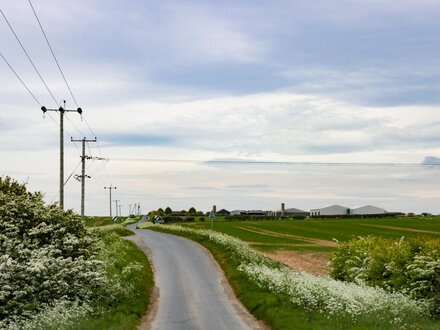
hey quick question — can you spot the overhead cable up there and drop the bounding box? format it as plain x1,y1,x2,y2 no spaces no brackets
0,51,42,106
27,0,79,108
1,8,58,106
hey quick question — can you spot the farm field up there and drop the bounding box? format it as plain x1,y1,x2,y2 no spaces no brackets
187,216,440,275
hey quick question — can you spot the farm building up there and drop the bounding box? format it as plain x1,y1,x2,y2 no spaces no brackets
351,205,387,215
310,205,349,216
274,207,309,217
216,209,230,216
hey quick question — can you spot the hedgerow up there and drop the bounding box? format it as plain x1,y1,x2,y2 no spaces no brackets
0,177,114,328
330,235,440,316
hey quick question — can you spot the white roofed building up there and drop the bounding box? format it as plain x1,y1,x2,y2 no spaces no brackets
351,205,387,215
310,205,350,216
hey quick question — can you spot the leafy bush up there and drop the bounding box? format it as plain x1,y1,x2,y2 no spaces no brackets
162,215,195,223
330,236,440,316
0,177,112,328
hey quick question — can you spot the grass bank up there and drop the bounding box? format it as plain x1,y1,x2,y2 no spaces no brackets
141,223,439,330
71,225,153,330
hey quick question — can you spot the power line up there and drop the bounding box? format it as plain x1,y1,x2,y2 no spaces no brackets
1,8,58,106
28,0,79,108
64,159,82,186
0,51,41,106
1,48,81,154
0,51,80,153
83,116,97,138
64,114,87,138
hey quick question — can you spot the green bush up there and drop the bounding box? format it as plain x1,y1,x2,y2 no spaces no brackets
0,177,112,328
330,236,440,316
162,215,195,223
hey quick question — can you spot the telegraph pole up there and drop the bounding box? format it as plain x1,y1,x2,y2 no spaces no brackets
118,204,122,217
71,137,96,217
41,101,82,210
104,185,117,220
113,200,120,217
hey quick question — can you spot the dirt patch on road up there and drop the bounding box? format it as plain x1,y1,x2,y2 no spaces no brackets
238,226,337,247
259,250,332,277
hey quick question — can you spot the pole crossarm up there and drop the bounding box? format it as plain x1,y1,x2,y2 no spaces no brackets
41,106,82,114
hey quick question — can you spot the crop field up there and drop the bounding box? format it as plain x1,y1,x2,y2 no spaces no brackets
187,216,440,275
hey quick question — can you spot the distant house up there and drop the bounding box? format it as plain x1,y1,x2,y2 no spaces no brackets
351,205,387,215
274,207,309,217
310,205,350,216
216,209,230,216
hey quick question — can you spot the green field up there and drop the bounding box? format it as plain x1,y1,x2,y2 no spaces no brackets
148,219,440,329
187,216,440,253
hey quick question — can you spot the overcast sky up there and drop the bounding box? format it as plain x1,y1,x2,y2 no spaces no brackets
1,0,440,215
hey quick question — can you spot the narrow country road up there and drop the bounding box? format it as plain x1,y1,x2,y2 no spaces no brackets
129,224,261,330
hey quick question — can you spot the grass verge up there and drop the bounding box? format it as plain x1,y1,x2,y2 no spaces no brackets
70,226,153,330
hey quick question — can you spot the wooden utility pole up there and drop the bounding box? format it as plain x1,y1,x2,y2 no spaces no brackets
41,101,82,210
113,200,120,217
71,137,96,217
104,185,117,220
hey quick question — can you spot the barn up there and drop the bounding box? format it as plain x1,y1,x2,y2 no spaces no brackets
351,205,387,215
310,205,349,216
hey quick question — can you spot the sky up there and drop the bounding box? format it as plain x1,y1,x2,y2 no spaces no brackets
1,0,440,215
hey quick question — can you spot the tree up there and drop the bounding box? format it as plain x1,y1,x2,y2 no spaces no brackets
188,207,196,214
165,206,172,215
157,208,164,215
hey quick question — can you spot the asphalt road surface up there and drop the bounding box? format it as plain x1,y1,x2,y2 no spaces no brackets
130,225,258,330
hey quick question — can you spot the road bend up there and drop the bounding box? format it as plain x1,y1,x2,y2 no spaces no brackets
130,225,256,330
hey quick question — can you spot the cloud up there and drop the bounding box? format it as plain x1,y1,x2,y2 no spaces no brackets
101,133,177,146
2,1,440,215
185,186,219,191
226,184,269,189
422,156,440,165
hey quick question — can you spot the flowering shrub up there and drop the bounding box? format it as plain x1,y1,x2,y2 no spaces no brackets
139,222,428,325
330,236,440,316
3,300,91,330
0,177,113,328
